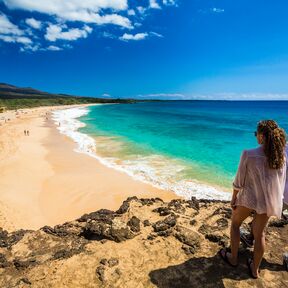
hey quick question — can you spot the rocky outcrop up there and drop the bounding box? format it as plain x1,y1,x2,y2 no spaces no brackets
0,197,287,287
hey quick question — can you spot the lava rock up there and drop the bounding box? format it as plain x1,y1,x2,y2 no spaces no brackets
0,253,9,268
152,207,171,216
168,199,186,213
127,216,141,233
143,220,151,227
186,197,200,211
216,218,229,229
108,258,119,267
182,244,197,255
175,226,201,250
116,197,138,214
205,233,229,247
96,265,106,282
212,207,232,219
153,215,177,232
268,219,288,228
13,258,37,270
53,248,83,260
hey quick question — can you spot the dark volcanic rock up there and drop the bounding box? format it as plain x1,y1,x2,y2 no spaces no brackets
127,216,141,233
77,209,115,223
0,228,9,247
152,207,171,216
153,215,177,232
0,228,30,248
143,220,151,227
186,197,200,211
212,207,232,219
41,223,83,237
100,258,108,265
116,197,138,214
216,218,229,229
190,219,197,226
205,233,229,246
198,224,216,235
82,217,136,243
18,278,32,285
268,219,288,227
182,244,197,255
168,199,186,213
174,226,201,250
96,265,106,282
0,253,9,268
53,248,84,260
108,258,119,267
13,258,37,270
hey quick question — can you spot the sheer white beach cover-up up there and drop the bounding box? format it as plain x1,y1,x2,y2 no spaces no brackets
233,146,287,218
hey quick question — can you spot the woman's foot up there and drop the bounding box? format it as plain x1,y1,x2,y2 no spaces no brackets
247,258,259,279
219,248,238,267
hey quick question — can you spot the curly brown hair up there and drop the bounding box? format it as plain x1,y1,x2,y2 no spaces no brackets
257,120,287,169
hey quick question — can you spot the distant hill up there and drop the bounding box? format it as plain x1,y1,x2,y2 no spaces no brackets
0,83,138,110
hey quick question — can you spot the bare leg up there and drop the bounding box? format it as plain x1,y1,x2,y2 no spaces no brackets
224,206,253,265
250,213,269,277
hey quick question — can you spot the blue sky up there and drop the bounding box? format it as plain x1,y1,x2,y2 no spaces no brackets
0,0,288,100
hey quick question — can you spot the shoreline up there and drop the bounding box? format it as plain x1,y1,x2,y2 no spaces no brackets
0,104,175,232
54,105,231,201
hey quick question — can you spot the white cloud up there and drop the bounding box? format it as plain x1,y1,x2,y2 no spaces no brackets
120,32,148,41
25,18,42,29
0,13,33,47
46,45,62,51
0,34,32,44
127,9,135,16
150,31,163,38
211,8,225,13
0,13,23,35
45,24,92,42
163,0,177,6
4,0,131,28
102,93,111,97
137,6,147,15
150,0,161,9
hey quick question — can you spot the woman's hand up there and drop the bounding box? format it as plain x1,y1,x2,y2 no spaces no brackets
230,196,237,210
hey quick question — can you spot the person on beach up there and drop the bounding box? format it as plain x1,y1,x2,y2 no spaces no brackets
219,120,287,279
24,130,26,136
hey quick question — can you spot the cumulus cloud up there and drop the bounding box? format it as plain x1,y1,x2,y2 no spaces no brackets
1,0,177,52
150,0,161,9
46,45,62,51
0,13,33,46
120,32,148,41
120,31,163,41
0,34,32,44
0,13,23,35
4,0,132,28
45,24,92,42
25,18,42,29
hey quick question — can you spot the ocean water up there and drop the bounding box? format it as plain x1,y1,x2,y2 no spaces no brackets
53,101,288,200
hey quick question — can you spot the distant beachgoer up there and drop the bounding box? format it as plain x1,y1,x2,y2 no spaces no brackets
219,120,287,279
27,130,30,136
24,130,26,136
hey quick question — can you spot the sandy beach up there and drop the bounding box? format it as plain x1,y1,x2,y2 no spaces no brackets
0,105,175,232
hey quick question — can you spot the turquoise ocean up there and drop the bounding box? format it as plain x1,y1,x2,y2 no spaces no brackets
54,101,288,200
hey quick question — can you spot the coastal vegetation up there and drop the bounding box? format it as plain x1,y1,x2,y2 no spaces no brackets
0,83,138,110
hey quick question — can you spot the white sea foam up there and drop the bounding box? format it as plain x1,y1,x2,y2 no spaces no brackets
52,106,231,201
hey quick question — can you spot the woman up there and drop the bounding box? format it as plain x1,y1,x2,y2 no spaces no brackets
220,120,287,279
